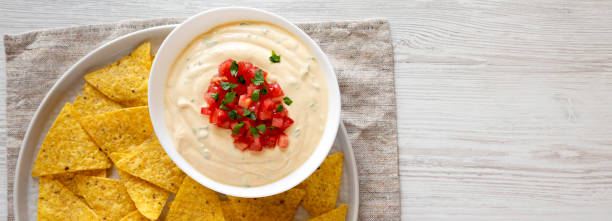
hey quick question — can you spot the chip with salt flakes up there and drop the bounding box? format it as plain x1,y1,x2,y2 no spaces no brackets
47,169,106,197
31,103,111,177
118,211,149,221
307,204,348,221
227,188,305,221
72,83,122,118
79,106,154,163
115,138,185,193
76,176,136,221
297,153,343,216
37,177,101,221
84,41,151,106
118,170,169,220
166,177,225,221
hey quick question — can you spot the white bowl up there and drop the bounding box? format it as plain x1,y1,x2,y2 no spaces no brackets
148,7,341,198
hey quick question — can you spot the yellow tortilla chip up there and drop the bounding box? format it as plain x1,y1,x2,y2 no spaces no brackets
227,188,305,221
166,177,225,221
221,200,244,221
307,204,348,221
297,153,343,216
119,211,149,221
79,106,154,162
73,83,122,117
76,176,136,221
32,103,111,177
84,41,151,106
118,170,169,220
37,177,101,221
47,169,106,197
115,138,185,193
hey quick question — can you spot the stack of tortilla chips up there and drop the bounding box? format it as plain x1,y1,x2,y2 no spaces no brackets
31,41,348,221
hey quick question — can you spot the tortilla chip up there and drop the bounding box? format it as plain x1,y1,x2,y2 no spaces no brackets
73,83,122,117
114,138,185,193
297,153,343,216
166,177,225,220
84,41,151,106
31,103,111,177
221,200,243,221
119,211,149,221
37,177,101,221
227,188,305,221
76,176,136,221
307,204,348,221
118,170,169,220
47,169,107,197
79,106,154,162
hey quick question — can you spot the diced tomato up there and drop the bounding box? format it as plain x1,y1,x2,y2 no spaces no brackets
248,138,263,151
277,134,289,148
238,95,251,108
267,83,284,97
201,59,294,151
271,117,284,128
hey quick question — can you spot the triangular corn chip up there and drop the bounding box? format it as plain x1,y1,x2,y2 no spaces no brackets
47,169,106,197
32,103,111,177
79,106,154,162
118,170,169,220
166,177,225,220
76,176,136,221
37,177,101,220
118,211,149,221
73,83,122,117
227,188,305,221
297,153,343,216
84,41,151,106
115,138,185,193
307,204,348,221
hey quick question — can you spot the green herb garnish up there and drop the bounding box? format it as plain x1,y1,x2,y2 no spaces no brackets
210,93,219,101
256,124,267,133
243,108,257,120
220,104,229,111
251,89,260,102
230,60,239,76
283,97,293,105
269,50,281,63
220,81,238,90
261,85,268,95
252,69,265,86
238,76,246,84
249,127,260,137
276,104,284,112
222,92,236,104
232,122,244,135
228,110,241,120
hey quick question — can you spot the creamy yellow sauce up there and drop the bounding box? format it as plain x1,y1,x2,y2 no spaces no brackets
164,22,328,187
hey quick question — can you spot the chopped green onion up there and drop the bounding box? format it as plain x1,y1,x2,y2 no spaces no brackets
251,89,260,102
232,122,244,135
283,97,293,105
230,60,239,76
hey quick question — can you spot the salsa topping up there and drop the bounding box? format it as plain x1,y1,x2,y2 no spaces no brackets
201,59,294,151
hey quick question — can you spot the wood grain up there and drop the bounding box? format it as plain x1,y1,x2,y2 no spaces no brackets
3,0,612,220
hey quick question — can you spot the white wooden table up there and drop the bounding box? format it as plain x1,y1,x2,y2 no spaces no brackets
3,1,612,220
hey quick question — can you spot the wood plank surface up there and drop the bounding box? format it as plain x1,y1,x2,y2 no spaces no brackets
3,0,612,220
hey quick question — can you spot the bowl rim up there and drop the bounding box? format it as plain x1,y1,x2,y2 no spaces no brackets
148,7,341,197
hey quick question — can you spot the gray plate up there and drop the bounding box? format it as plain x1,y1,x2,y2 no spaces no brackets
13,25,359,220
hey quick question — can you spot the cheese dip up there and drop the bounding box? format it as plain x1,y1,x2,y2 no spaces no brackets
164,22,329,187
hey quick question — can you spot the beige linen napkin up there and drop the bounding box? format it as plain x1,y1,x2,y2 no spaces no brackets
2,18,399,220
